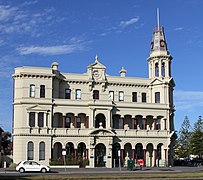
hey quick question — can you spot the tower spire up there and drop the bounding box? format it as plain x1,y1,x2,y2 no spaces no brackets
157,8,160,28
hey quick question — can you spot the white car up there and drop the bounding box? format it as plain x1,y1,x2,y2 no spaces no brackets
16,161,50,173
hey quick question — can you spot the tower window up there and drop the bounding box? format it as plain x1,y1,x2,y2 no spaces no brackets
142,93,147,103
93,90,99,100
30,84,35,97
119,91,124,101
40,85,45,98
155,63,159,77
162,62,165,77
75,89,81,100
132,92,137,102
65,89,71,99
155,92,160,103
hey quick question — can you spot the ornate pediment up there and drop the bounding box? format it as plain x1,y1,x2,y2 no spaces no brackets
26,104,49,112
149,78,164,85
89,129,115,137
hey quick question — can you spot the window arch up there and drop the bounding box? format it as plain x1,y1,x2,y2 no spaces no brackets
155,63,159,77
27,141,34,160
39,142,45,160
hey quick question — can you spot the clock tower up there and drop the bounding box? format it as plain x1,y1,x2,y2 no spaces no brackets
147,9,172,80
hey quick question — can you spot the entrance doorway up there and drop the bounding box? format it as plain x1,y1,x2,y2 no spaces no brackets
95,143,106,167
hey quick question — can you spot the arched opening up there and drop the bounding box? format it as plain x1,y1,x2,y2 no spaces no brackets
65,113,74,128
112,143,121,167
112,114,121,129
77,142,86,159
52,113,63,128
52,142,62,160
135,143,144,163
124,115,132,129
66,142,74,156
157,143,163,167
161,62,165,77
95,143,106,167
95,113,106,128
78,113,87,128
155,62,159,77
146,143,154,167
124,143,132,167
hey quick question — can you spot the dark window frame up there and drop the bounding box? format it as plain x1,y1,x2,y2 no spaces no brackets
38,112,44,127
29,112,35,127
93,90,99,100
65,88,71,99
142,93,147,103
132,92,137,102
27,141,34,160
40,85,45,98
39,142,45,160
155,92,160,103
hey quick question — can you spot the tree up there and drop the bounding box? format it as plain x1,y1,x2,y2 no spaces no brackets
189,116,203,157
174,116,191,158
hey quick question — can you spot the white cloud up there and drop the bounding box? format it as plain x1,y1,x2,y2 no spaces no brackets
119,17,139,28
0,5,18,21
174,27,183,31
17,41,86,55
174,90,203,110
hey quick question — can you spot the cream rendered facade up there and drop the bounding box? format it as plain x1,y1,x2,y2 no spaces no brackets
12,25,175,168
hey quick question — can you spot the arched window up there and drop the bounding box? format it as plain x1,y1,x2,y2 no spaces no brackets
161,62,165,77
29,112,35,127
39,142,45,160
93,90,99,100
27,141,34,160
155,63,159,77
30,84,35,97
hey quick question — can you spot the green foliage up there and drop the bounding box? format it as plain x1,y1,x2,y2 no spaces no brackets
49,158,89,166
1,131,12,155
189,116,203,157
174,116,191,158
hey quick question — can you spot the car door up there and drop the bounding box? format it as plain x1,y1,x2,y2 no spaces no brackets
31,161,41,171
24,161,33,171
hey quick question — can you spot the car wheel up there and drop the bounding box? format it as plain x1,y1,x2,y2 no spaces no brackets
19,168,25,173
41,168,47,173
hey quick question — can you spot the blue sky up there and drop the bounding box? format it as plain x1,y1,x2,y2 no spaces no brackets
1,0,203,132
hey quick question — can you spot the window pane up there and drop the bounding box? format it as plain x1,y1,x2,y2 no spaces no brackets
65,89,71,99
93,90,99,100
77,117,81,128
40,85,45,98
155,63,159,77
155,92,160,103
29,112,35,127
39,142,45,160
119,91,124,101
132,92,137,102
65,117,71,128
76,89,81,99
38,112,44,127
109,91,114,101
30,85,35,97
27,142,34,160
142,93,146,103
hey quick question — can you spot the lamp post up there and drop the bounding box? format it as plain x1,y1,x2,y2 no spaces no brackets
62,150,67,172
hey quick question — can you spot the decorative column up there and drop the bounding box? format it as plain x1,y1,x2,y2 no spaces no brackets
120,149,124,164
132,118,135,129
154,118,156,130
86,149,89,160
35,112,38,127
63,115,66,128
164,149,168,166
74,149,77,160
122,117,124,129
86,116,89,128
74,116,77,128
143,149,146,166
132,149,135,161
154,149,157,167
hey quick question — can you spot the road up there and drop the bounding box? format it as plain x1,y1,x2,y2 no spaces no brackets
0,166,203,179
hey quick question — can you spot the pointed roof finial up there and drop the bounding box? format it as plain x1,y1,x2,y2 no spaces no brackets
95,54,98,63
157,8,160,28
